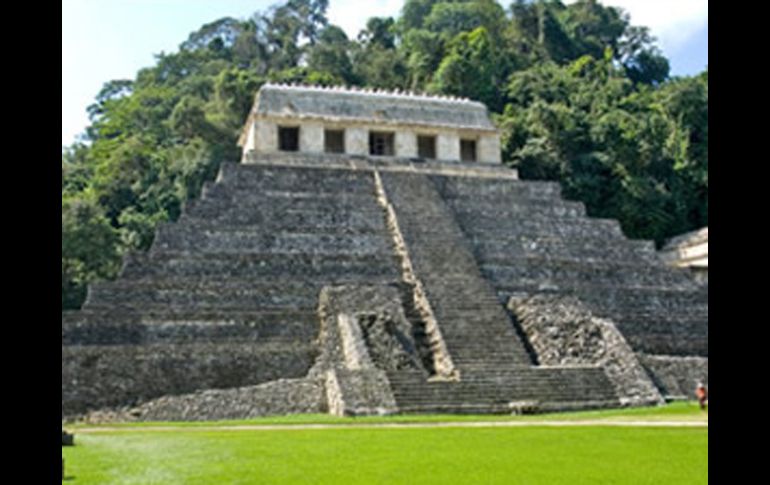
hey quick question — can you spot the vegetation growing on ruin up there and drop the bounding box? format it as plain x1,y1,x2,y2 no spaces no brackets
62,0,708,309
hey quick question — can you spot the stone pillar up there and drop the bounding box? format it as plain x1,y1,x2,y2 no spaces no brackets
437,132,460,162
346,127,368,156
253,120,277,154
300,122,324,154
395,131,417,158
243,121,257,152
478,134,502,164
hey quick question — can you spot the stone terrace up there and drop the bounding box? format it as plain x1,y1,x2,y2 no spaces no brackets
63,154,707,419
63,162,402,416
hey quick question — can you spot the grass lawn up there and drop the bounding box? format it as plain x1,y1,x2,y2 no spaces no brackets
63,403,708,484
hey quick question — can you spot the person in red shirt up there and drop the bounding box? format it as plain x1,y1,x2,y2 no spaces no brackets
695,382,708,410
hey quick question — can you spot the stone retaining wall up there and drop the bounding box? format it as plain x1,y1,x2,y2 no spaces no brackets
638,354,709,399
77,378,326,423
62,343,315,417
508,295,663,406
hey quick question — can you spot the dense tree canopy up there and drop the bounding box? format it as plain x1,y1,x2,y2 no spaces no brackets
62,0,708,309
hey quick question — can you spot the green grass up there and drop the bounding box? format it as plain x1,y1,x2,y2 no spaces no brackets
63,404,707,484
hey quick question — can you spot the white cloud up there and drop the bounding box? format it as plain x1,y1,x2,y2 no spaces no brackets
579,0,708,55
328,0,404,39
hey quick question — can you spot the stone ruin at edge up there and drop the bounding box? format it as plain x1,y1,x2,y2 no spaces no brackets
62,84,708,420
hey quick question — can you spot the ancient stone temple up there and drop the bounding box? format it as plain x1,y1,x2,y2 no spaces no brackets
239,83,501,164
62,84,708,421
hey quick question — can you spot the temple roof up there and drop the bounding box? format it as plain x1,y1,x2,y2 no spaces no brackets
242,83,497,140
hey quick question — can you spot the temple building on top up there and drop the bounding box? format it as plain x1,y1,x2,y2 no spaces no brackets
238,83,502,164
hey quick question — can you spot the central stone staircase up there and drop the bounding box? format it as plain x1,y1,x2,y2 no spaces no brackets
63,156,706,417
377,171,618,412
429,174,708,360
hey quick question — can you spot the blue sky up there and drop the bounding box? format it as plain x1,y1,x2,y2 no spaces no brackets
62,0,708,147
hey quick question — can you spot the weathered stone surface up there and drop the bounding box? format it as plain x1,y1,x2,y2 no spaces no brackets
314,285,424,370
240,84,501,163
312,284,418,415
63,162,403,420
85,378,327,422
660,227,708,285
62,155,707,419
508,295,663,406
433,171,708,363
326,369,397,416
638,354,708,400
62,343,316,417
358,312,424,372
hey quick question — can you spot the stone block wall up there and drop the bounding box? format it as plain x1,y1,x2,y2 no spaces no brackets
478,135,502,164
638,354,708,400
243,119,501,163
395,131,417,158
312,284,424,415
300,122,324,153
345,127,369,155
63,158,707,418
436,132,460,161
62,343,316,417
508,295,663,406
252,121,277,154
81,378,328,423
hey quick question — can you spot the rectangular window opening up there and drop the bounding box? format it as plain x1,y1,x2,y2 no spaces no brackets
460,139,477,162
325,129,345,154
278,126,300,152
369,131,395,156
417,135,436,159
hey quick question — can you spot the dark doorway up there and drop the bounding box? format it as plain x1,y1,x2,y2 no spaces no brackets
278,126,300,152
417,135,436,159
369,131,395,156
460,139,477,162
325,129,345,154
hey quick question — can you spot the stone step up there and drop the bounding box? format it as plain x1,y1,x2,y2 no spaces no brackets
389,386,615,400
158,218,388,239
379,170,535,370
184,196,382,220
151,226,393,255
610,314,708,355
200,182,380,204
85,280,325,310
453,216,626,241
181,204,385,228
478,256,698,289
121,252,401,280
472,236,659,263
484,265,698,293
63,308,319,326
386,366,617,408
216,163,377,192
576,285,707,312
620,330,707,357
448,199,587,218
115,272,398,291
63,315,318,346
496,284,707,312
430,175,563,199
